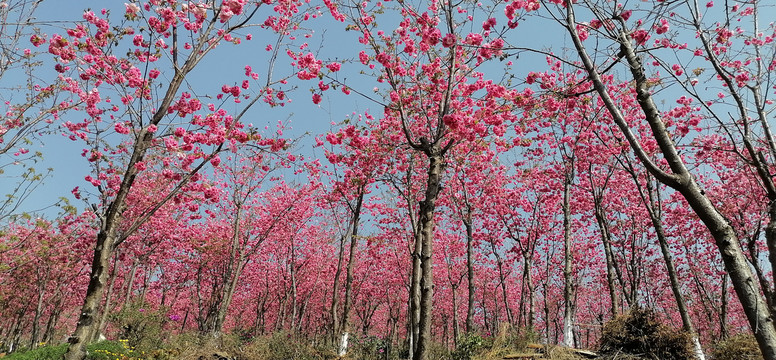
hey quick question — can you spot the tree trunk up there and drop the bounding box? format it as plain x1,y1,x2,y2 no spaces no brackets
8,309,26,353
747,229,776,311
642,176,705,359
64,229,116,360
139,266,152,304
653,209,703,357
330,233,345,343
721,274,729,340
93,252,122,342
409,221,422,360
254,289,268,335
495,252,513,326
43,295,62,344
339,189,364,356
490,240,519,325
524,258,535,331
451,284,460,347
122,260,138,310
290,241,298,331
464,214,476,333
29,282,46,349
212,260,245,336
414,152,445,360
562,168,576,347
594,204,620,318
209,205,247,337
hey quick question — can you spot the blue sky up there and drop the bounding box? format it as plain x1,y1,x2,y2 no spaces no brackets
0,0,595,221
4,1,360,217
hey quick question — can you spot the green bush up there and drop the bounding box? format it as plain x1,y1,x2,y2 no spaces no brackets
3,344,67,360
241,331,323,360
453,332,488,360
108,300,167,352
3,340,142,360
599,306,693,360
348,335,392,360
87,339,145,359
711,333,762,360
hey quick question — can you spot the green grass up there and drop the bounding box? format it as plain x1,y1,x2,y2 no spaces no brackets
4,340,144,360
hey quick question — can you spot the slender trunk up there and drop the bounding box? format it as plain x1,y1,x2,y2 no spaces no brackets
393,162,420,360
330,233,345,343
542,277,551,341
562,169,576,347
339,190,364,356
747,226,776,311
9,309,25,353
94,253,121,342
481,291,490,334
653,214,703,358
451,284,460,347
213,260,244,336
524,258,535,331
517,278,525,328
43,296,62,344
594,205,620,317
495,255,513,326
409,226,422,360
276,293,287,331
299,287,315,334
139,266,152,304
407,299,415,360
93,281,113,343
493,295,501,333
211,205,246,337
122,261,138,310
643,177,705,359
464,214,475,333
414,153,444,360
30,283,46,349
254,293,267,335
721,274,729,340
487,231,513,327
290,242,298,331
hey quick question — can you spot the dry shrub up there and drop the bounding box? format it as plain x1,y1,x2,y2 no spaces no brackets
543,346,590,360
472,325,544,360
239,332,325,360
598,307,693,360
426,341,454,360
168,333,242,360
711,333,762,360
342,335,395,360
160,331,333,360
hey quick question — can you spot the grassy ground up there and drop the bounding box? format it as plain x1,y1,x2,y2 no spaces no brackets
3,339,144,360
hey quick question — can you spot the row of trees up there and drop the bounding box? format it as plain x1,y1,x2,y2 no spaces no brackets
1,0,775,359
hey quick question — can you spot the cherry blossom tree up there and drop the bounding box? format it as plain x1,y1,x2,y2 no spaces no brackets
331,0,535,355
320,118,390,355
544,0,776,356
28,1,316,358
